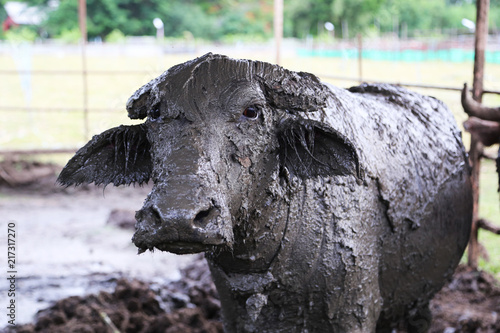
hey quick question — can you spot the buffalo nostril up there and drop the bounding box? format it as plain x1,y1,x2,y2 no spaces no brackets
193,208,212,227
150,205,163,226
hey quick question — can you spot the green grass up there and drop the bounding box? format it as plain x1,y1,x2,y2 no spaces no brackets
3,46,500,274
6,49,500,149
478,159,500,277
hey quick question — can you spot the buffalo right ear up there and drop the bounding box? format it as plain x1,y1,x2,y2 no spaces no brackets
278,119,361,180
57,124,152,187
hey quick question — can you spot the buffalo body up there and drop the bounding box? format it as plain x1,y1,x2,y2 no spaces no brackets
59,54,472,332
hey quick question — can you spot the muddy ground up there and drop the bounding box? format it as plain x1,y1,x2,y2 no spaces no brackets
0,159,197,328
1,159,500,332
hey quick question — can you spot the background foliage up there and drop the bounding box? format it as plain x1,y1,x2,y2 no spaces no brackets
1,0,498,41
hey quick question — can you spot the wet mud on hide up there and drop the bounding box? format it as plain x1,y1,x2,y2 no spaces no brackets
54,54,472,331
58,124,152,187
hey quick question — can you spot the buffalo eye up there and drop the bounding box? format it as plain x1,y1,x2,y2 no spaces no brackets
242,105,259,119
149,107,161,121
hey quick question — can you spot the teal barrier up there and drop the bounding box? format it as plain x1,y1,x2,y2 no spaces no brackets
297,48,492,63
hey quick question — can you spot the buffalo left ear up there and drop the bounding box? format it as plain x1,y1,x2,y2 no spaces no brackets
57,124,152,186
278,119,361,180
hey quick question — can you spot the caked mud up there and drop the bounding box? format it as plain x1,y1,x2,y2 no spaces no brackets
59,54,472,332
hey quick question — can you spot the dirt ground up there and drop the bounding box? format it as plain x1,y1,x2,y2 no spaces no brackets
2,159,500,332
9,257,223,333
0,159,197,327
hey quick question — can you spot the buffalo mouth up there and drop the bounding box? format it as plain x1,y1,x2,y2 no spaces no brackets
133,232,225,255
153,241,218,254
132,205,232,255
132,219,228,255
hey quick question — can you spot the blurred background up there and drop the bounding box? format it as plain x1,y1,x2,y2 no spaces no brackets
2,0,500,327
2,0,500,151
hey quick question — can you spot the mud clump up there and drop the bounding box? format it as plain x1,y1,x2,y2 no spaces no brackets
0,159,60,189
429,265,500,332
8,259,500,333
11,258,223,333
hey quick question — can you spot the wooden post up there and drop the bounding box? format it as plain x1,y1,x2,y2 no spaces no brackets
473,1,488,102
274,0,283,65
467,0,489,269
78,0,89,141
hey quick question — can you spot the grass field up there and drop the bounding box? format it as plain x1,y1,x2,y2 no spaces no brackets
2,43,500,275
478,159,500,277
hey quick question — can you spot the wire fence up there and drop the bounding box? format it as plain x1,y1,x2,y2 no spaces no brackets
1,38,500,156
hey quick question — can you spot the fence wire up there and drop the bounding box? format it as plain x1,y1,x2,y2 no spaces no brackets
1,40,500,156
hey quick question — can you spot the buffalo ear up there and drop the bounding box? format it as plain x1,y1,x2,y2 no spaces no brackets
278,119,361,179
57,124,152,186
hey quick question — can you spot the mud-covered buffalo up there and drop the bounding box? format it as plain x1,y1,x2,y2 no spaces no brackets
59,53,472,332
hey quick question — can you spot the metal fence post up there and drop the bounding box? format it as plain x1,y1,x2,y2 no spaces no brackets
467,0,490,270
79,0,89,141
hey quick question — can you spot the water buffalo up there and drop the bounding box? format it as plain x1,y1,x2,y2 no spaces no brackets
59,53,472,332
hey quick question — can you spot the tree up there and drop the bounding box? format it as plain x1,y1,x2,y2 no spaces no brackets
331,0,384,35
9,0,500,40
16,0,149,38
13,0,273,40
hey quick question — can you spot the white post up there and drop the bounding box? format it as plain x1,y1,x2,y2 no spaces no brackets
274,0,283,65
153,18,164,43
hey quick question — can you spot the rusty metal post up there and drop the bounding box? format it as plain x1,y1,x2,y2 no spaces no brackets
274,0,283,65
79,0,89,141
467,0,489,269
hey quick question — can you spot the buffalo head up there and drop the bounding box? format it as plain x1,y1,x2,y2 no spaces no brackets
58,53,359,271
